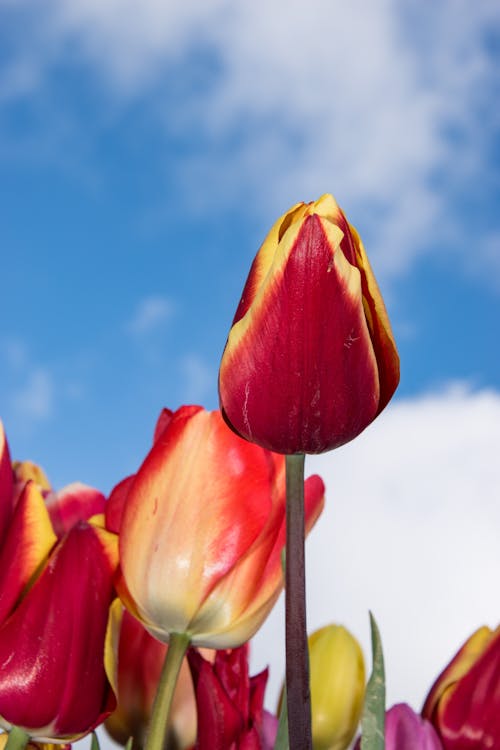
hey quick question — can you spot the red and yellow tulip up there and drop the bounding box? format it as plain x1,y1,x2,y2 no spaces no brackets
219,194,399,454
0,522,118,742
422,625,500,749
115,405,325,648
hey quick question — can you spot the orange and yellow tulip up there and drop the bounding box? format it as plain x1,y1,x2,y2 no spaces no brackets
115,405,325,648
219,194,399,454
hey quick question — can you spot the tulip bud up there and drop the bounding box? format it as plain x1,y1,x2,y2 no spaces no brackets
422,625,500,749
219,194,399,454
308,624,365,750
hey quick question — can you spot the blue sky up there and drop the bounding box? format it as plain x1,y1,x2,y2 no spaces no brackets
1,0,499,717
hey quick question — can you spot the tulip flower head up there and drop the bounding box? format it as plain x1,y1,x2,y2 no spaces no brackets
308,625,365,750
422,625,500,749
0,522,118,742
188,644,277,750
219,194,399,454
116,405,324,648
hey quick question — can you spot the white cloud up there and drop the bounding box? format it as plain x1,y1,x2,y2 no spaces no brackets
1,1,498,280
127,295,174,336
12,367,54,421
251,383,500,714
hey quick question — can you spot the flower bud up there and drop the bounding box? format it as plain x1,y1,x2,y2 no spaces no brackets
219,194,399,454
309,624,365,750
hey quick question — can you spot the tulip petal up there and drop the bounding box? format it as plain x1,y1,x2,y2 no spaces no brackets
190,470,324,647
220,212,381,453
0,522,118,740
120,407,277,639
435,626,500,749
45,482,106,538
0,421,13,546
188,649,243,750
0,481,57,624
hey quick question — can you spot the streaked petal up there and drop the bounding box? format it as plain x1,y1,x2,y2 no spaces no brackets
0,522,118,740
0,421,13,545
0,481,57,624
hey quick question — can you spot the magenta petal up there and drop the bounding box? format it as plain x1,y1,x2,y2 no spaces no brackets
0,522,117,738
45,482,106,537
385,704,443,750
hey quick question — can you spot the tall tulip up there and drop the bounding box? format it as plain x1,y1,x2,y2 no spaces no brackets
117,405,324,648
0,522,118,742
308,625,365,750
422,625,500,749
219,193,399,455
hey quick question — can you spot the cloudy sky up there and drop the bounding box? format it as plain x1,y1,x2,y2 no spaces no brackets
1,0,499,728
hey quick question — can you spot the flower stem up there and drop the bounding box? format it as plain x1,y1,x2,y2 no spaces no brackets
145,631,191,750
285,452,312,750
5,728,29,750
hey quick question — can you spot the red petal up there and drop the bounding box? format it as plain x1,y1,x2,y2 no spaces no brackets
188,649,243,749
0,481,57,624
0,422,13,546
0,523,117,738
105,475,135,534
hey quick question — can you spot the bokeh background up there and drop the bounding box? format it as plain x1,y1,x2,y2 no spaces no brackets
1,0,499,728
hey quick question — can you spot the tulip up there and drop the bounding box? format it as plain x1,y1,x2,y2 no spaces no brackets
307,625,365,750
188,644,277,750
0,522,118,742
421,625,500,749
353,703,443,749
105,605,212,750
117,405,325,648
219,193,399,454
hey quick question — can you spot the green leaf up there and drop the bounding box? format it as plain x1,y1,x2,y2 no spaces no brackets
90,732,101,750
273,686,290,750
360,612,385,750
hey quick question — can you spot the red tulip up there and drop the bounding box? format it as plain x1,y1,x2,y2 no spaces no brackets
188,644,277,750
0,522,118,741
219,194,399,454
422,625,500,749
117,406,324,648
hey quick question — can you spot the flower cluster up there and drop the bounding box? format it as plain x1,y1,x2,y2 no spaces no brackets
0,194,496,750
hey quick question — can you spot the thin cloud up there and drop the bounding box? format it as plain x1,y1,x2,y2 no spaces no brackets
251,383,500,712
127,295,174,336
12,367,54,421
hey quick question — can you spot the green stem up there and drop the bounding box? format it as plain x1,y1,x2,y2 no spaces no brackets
144,631,191,750
285,453,312,750
5,727,29,750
